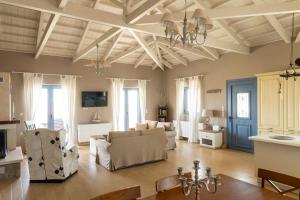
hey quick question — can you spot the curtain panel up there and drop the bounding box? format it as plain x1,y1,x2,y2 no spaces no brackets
23,73,43,122
175,78,185,138
188,76,204,143
138,80,147,122
60,75,77,144
111,78,124,131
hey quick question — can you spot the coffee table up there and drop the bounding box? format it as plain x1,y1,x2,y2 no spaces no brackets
141,174,294,200
0,146,23,178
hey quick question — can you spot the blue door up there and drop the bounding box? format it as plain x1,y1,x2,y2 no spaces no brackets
227,78,257,153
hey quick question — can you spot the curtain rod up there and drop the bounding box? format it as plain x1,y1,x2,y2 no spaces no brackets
105,77,151,81
11,71,83,78
174,74,206,80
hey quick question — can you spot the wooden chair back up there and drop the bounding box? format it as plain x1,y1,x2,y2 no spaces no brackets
24,121,36,130
91,185,141,200
155,172,192,192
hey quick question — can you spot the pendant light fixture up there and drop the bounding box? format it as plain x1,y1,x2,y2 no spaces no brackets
280,13,300,81
161,0,213,47
83,44,110,76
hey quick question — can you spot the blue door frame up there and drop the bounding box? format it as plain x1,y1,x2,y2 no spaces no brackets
227,78,257,153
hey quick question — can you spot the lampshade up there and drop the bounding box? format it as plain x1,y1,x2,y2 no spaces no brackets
192,9,207,24
205,18,214,30
201,109,213,117
161,13,174,26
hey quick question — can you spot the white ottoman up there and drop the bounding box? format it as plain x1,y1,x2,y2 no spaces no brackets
166,131,176,150
90,135,107,156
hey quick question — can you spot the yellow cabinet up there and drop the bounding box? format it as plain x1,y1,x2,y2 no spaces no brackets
284,77,300,134
257,70,300,135
258,74,283,133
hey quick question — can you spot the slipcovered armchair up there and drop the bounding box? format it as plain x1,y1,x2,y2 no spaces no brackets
24,128,79,182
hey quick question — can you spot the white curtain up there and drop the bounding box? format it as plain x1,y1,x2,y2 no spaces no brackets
111,78,124,131
188,76,204,143
175,78,185,138
23,73,43,122
61,75,77,144
138,80,147,122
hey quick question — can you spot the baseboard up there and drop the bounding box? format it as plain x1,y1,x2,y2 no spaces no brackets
30,170,78,183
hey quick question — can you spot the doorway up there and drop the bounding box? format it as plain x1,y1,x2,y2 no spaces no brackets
36,85,64,130
227,78,257,153
124,88,141,130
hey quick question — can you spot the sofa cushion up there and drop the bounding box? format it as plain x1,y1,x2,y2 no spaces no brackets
145,120,158,129
136,123,148,131
141,128,164,135
157,122,174,131
108,130,141,142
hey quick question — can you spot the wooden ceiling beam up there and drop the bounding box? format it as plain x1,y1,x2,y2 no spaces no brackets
0,0,250,55
102,30,123,60
35,0,68,59
158,43,188,66
135,1,300,25
73,27,122,62
162,59,173,69
126,0,167,24
157,38,215,60
252,0,290,43
129,30,163,70
134,52,147,68
108,40,154,63
36,12,46,48
75,0,99,54
201,46,219,60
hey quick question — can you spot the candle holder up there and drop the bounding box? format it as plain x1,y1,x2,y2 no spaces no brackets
177,160,221,200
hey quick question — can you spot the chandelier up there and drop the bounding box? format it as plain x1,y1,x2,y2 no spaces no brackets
280,13,300,81
177,160,221,200
161,0,213,47
84,44,109,76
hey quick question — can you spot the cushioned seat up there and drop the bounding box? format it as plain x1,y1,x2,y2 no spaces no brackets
24,129,79,182
165,131,176,150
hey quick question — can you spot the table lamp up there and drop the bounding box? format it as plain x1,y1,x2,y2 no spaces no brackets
201,109,213,126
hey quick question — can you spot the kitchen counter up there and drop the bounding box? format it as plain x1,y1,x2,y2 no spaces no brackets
249,134,300,148
250,134,300,179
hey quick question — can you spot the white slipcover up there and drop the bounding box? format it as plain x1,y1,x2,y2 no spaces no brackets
24,129,79,182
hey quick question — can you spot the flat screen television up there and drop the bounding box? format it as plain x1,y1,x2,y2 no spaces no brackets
81,91,108,107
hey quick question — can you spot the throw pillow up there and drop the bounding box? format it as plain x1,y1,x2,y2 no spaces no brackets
147,121,158,129
136,123,148,131
157,122,166,130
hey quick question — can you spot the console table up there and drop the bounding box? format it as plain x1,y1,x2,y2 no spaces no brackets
77,123,112,143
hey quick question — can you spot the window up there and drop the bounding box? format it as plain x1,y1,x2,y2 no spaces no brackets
36,85,64,130
124,88,141,130
237,92,250,118
183,86,189,114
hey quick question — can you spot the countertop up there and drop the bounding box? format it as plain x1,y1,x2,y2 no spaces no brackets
249,134,300,148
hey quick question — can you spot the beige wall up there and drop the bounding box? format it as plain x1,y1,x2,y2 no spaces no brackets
0,72,11,121
0,51,164,144
165,41,300,122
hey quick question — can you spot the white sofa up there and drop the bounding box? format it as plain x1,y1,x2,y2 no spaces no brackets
24,129,79,182
95,128,168,171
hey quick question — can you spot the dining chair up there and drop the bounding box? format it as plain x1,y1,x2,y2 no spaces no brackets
155,172,192,192
91,185,141,200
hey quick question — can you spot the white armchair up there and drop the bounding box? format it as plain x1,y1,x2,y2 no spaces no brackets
24,129,79,182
